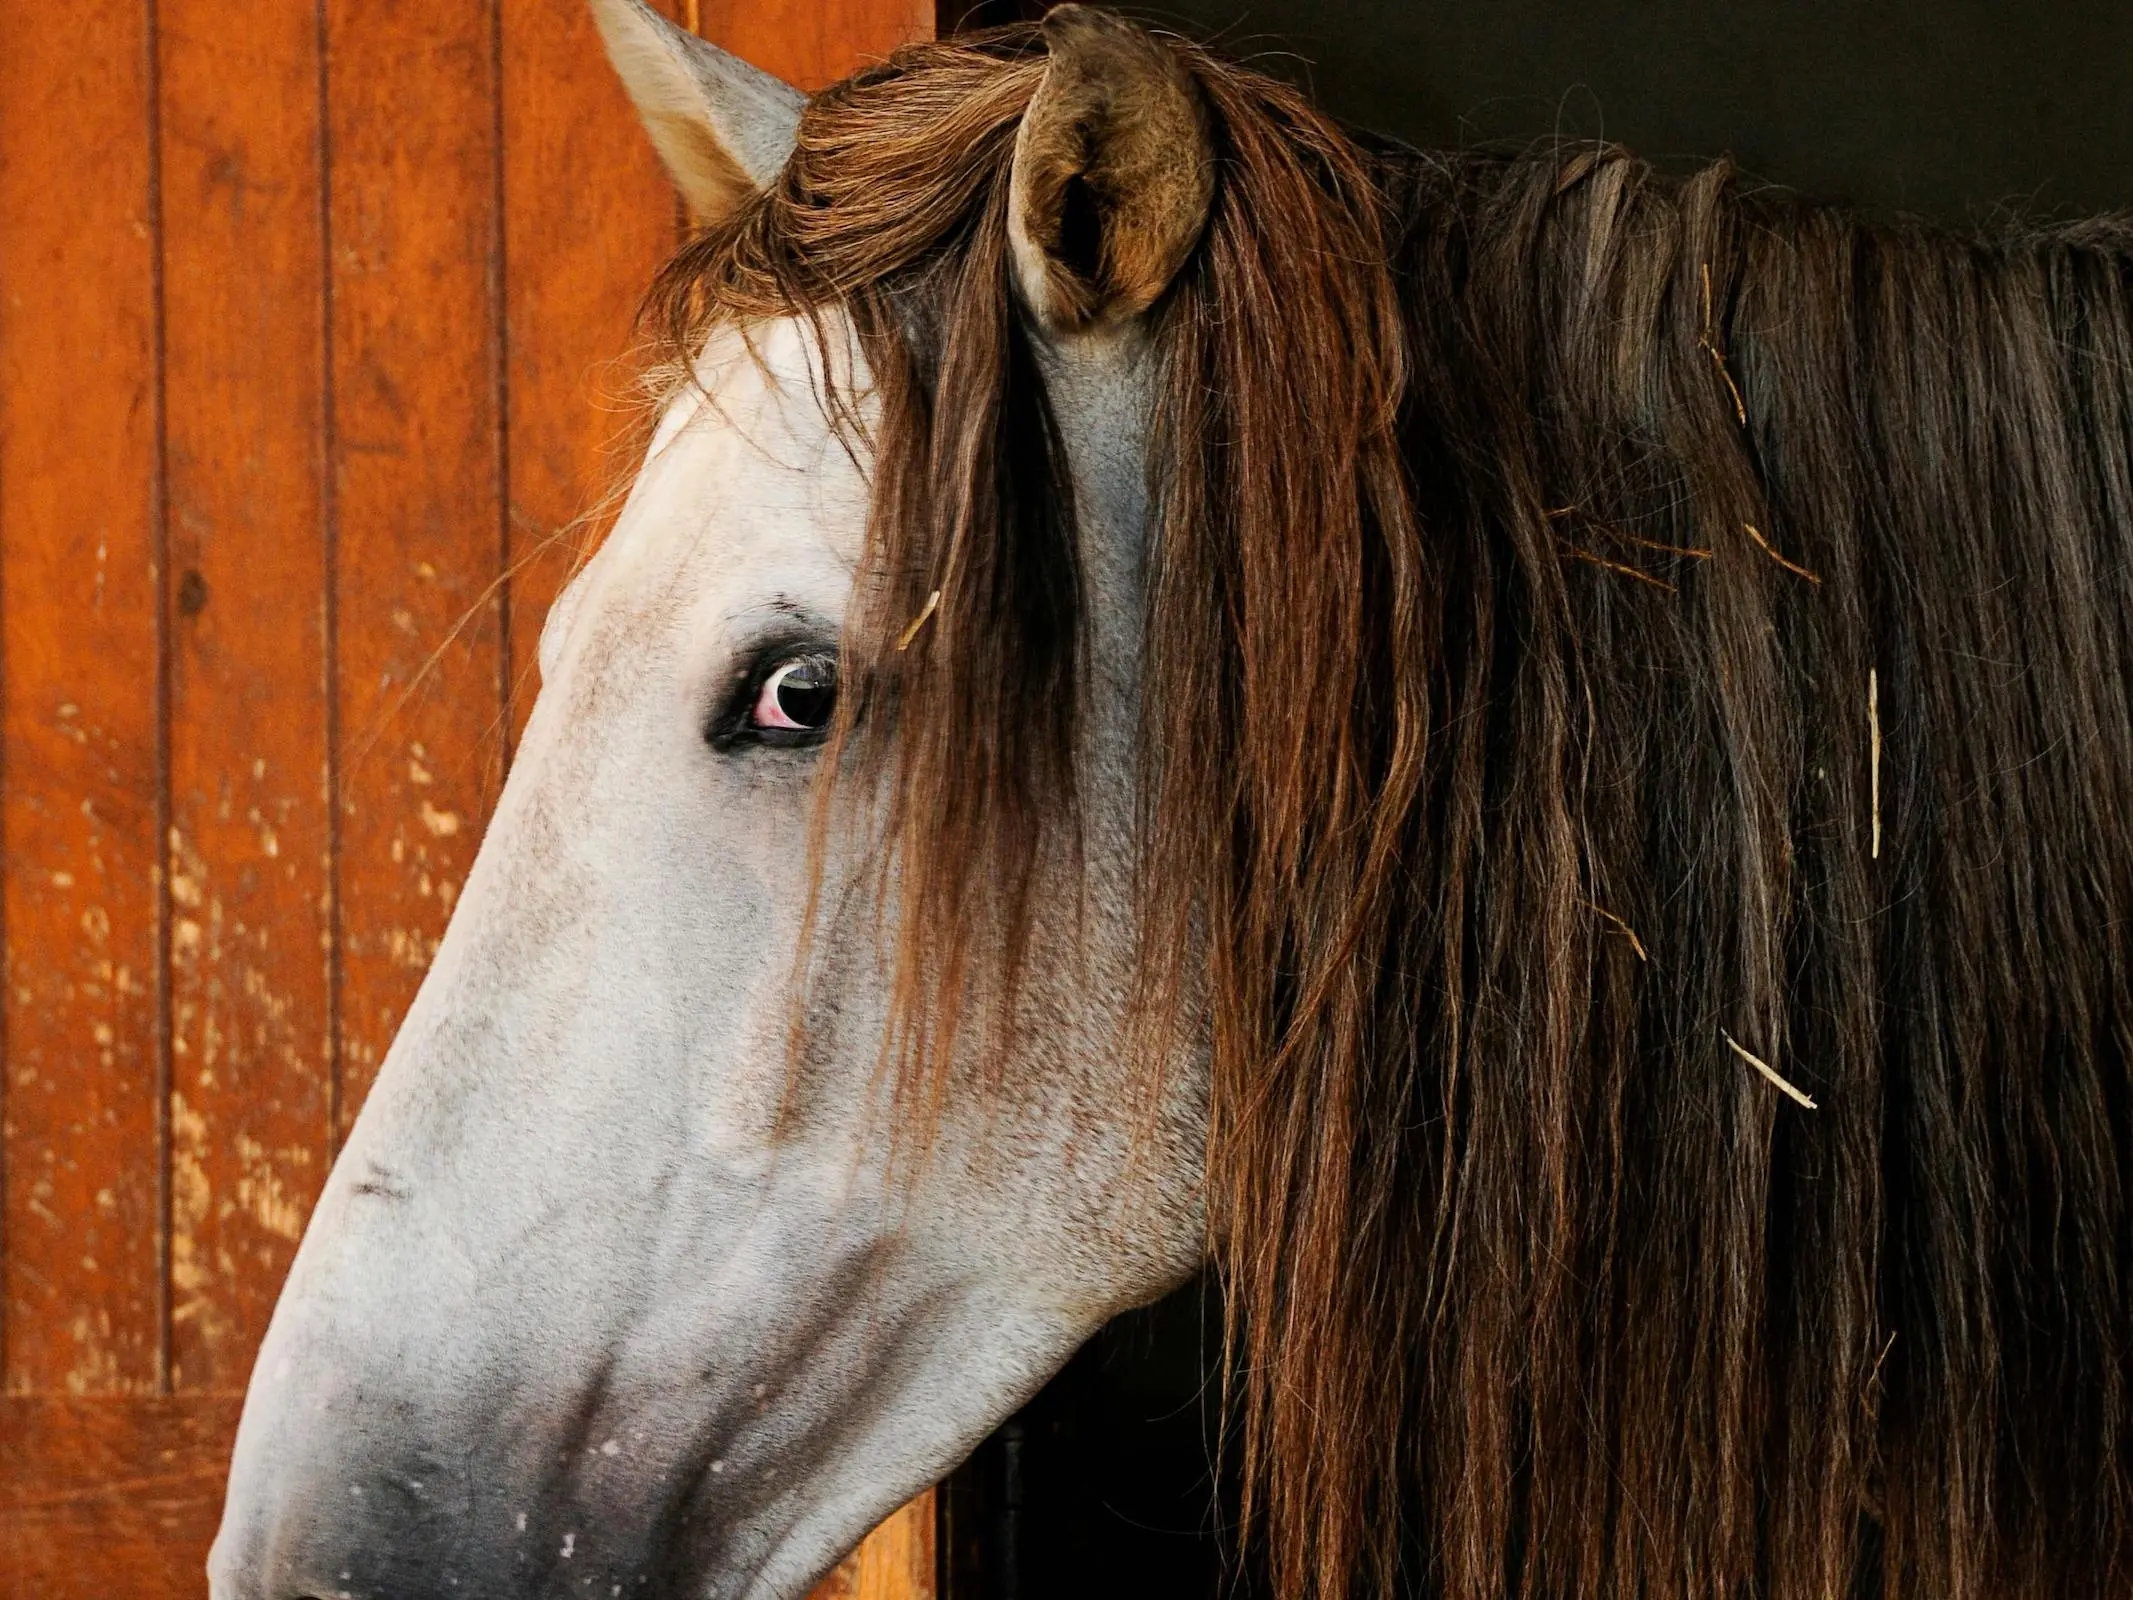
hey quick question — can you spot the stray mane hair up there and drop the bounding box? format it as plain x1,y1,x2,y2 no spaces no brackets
649,25,2133,1600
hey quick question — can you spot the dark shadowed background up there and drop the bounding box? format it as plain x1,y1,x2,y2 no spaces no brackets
1147,0,2133,221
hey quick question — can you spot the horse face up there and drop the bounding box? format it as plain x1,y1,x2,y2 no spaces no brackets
210,9,1219,1592
209,311,1198,1597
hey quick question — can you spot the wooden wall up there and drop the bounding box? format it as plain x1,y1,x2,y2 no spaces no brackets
0,0,935,1591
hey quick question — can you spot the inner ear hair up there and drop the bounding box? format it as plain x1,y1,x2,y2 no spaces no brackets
1007,6,1215,331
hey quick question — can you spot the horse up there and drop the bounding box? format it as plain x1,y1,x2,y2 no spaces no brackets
209,5,2133,1597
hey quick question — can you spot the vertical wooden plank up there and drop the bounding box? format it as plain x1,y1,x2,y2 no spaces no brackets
809,1495,938,1600
697,0,935,89
498,0,680,748
0,0,165,1396
856,1492,939,1600
157,0,333,1390
326,0,507,1127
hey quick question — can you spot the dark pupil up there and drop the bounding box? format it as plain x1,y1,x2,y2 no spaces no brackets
775,660,836,728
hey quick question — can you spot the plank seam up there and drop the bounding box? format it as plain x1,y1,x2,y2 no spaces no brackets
0,20,9,1397
492,0,515,775
317,0,345,1158
146,0,176,1400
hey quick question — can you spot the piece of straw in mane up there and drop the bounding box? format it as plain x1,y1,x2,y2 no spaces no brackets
647,23,2132,1600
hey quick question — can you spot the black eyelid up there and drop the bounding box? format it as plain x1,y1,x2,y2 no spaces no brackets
704,630,842,753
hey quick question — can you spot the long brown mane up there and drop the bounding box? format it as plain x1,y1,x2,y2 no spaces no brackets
650,24,2133,1600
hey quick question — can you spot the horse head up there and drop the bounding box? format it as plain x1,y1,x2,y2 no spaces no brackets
211,7,1224,1595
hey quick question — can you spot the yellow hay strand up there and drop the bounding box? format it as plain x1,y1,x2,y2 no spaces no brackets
895,588,942,651
1724,1030,1818,1110
1743,522,1823,585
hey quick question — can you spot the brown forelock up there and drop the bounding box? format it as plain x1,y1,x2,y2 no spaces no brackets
646,24,2133,1600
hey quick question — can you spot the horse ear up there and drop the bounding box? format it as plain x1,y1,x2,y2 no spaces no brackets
588,0,804,224
1008,6,1215,332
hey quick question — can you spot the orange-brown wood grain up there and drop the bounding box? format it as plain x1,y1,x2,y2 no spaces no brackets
499,0,681,751
697,0,936,90
157,0,334,1389
0,0,166,1397
0,1396,241,1594
325,0,508,1128
812,1493,939,1600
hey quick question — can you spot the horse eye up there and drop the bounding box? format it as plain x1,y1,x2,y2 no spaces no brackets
751,653,838,736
